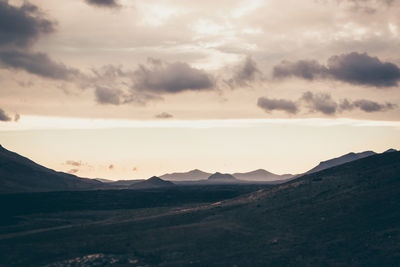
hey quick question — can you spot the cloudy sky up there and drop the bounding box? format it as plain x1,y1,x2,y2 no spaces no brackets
0,0,399,179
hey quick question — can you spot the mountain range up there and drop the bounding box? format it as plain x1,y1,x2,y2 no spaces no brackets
0,144,397,193
160,168,293,182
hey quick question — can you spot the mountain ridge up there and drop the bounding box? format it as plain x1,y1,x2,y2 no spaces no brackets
306,150,377,174
0,145,101,193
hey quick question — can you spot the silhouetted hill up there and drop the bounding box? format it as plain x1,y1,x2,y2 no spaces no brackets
306,150,376,174
130,176,175,189
232,169,293,181
160,169,211,181
0,145,101,193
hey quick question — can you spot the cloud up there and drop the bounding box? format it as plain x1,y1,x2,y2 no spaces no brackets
273,60,327,80
66,160,83,167
258,91,397,116
14,113,20,122
301,91,338,115
257,97,299,114
108,164,114,170
0,51,80,80
337,0,395,13
0,108,11,121
340,99,397,112
327,52,400,87
273,52,400,87
226,56,261,88
95,86,123,105
0,1,83,81
133,59,215,94
155,112,173,119
85,0,120,8
0,1,55,48
91,59,215,105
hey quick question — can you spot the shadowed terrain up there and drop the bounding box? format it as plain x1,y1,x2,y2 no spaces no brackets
0,145,101,193
0,152,399,266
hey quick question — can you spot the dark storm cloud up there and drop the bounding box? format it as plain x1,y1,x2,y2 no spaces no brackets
301,91,338,115
133,60,215,94
226,56,261,88
340,99,397,112
155,112,173,119
95,86,123,105
257,97,299,114
0,51,80,80
273,52,400,87
85,0,120,8
0,108,11,121
0,1,55,48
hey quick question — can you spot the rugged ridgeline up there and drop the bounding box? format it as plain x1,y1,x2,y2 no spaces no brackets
1,151,399,266
0,145,101,193
306,150,377,174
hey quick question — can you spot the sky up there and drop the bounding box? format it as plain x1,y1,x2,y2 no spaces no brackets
0,0,399,179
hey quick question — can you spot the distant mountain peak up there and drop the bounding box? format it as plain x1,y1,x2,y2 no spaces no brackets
208,172,236,180
148,176,164,182
232,169,293,182
189,169,207,174
384,148,397,153
160,169,211,181
130,176,174,189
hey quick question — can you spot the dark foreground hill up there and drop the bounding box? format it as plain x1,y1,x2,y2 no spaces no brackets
0,152,399,266
0,145,101,193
